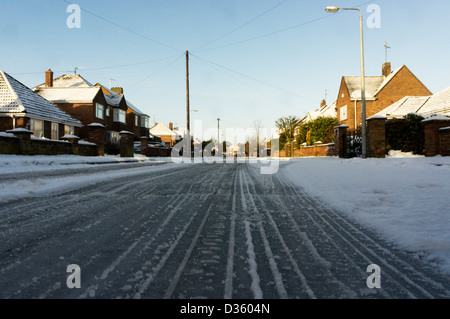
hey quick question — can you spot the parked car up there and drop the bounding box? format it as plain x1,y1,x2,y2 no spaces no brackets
133,141,166,152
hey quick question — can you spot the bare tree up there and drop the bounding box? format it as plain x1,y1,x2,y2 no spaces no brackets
275,116,301,153
252,119,263,157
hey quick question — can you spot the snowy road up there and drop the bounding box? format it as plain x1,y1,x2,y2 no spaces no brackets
0,161,448,299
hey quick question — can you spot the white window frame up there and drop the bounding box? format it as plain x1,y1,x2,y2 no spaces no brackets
51,123,59,140
135,115,138,127
96,103,104,119
113,108,126,123
141,116,149,128
30,119,44,138
106,106,110,117
340,105,348,121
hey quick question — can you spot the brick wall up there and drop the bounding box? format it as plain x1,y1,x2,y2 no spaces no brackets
21,138,72,155
423,118,450,157
0,118,13,132
336,65,432,131
88,124,106,156
439,127,450,156
367,116,386,158
375,66,432,115
119,131,134,157
0,134,20,154
142,147,170,157
1,130,98,156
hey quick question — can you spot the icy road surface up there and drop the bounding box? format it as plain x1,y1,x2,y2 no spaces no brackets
0,161,448,298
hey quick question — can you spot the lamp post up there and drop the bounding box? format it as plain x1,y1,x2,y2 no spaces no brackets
325,6,367,158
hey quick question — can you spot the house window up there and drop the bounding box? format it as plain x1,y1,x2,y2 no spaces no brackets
107,131,120,144
113,108,126,123
29,119,43,138
96,103,104,119
340,105,347,121
51,123,59,140
141,116,149,128
135,115,138,127
64,125,74,136
106,107,110,117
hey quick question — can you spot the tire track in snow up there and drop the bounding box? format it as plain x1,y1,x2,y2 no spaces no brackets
28,166,211,298
278,169,448,298
240,167,288,298
224,169,238,299
127,165,230,298
81,167,217,298
244,220,263,299
163,204,214,299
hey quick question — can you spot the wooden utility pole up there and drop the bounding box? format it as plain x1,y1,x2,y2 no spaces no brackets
186,50,190,134
217,117,220,152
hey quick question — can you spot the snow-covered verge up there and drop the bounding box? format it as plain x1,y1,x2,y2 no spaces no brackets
0,156,184,204
282,152,450,274
0,154,169,174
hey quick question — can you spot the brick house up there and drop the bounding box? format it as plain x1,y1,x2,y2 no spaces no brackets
0,70,82,139
336,63,432,131
33,70,150,143
94,84,131,144
149,122,179,147
33,71,107,140
108,87,150,139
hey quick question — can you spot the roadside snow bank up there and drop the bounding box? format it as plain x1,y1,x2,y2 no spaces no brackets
283,156,450,274
0,154,161,174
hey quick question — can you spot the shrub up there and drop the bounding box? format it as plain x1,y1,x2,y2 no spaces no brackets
296,116,338,147
385,113,425,154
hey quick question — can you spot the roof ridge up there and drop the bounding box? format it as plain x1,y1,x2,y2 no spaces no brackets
415,96,432,113
0,71,25,112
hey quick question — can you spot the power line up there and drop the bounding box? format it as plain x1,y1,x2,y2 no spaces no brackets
190,53,314,102
125,53,185,96
9,54,181,76
197,0,378,52
61,0,182,52
195,0,290,51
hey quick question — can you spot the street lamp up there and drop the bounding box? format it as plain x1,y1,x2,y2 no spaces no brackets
325,6,367,158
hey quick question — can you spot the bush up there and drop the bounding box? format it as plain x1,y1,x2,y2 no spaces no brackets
385,113,425,154
296,116,338,147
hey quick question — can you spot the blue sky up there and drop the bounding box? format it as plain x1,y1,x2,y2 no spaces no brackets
1,0,449,141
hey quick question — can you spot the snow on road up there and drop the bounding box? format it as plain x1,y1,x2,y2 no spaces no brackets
283,152,450,275
0,154,448,299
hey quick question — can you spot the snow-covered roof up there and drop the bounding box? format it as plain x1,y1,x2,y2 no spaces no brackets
149,123,177,137
0,71,82,126
375,86,450,119
127,100,146,116
104,93,123,106
343,76,384,100
418,86,450,115
34,87,101,103
34,74,94,89
421,114,450,122
375,96,431,119
302,100,337,123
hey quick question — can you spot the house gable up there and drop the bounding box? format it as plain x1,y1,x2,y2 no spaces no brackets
373,65,432,115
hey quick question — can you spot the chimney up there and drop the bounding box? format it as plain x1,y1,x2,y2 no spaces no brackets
45,69,53,87
320,99,327,108
169,122,173,130
111,87,123,94
382,62,391,77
